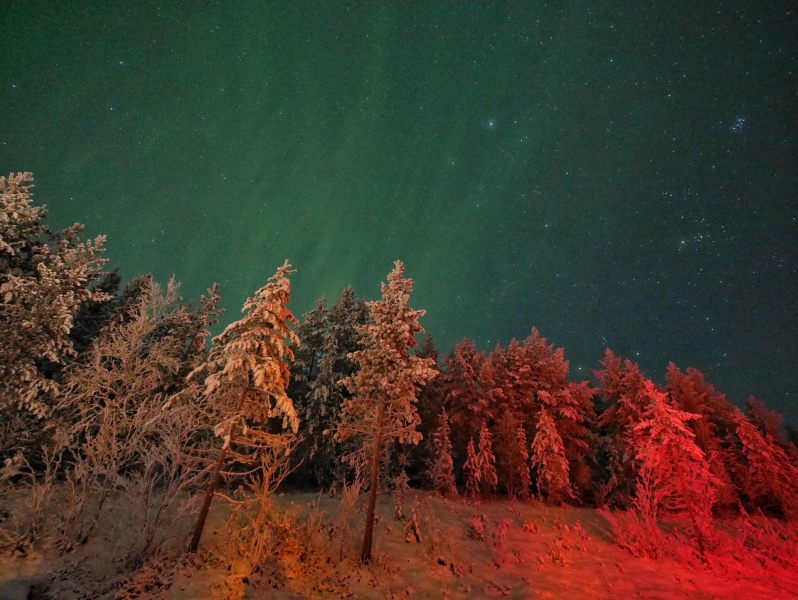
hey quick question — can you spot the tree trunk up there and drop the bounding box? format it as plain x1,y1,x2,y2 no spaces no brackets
361,399,386,563
188,386,248,553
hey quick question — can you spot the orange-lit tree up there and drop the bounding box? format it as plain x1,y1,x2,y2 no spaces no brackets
185,260,300,552
335,260,437,563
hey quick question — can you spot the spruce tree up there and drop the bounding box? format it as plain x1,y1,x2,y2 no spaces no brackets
731,409,798,518
666,364,738,507
464,437,481,498
291,287,370,486
431,408,457,497
494,412,531,498
476,419,498,496
335,261,437,563
594,350,653,503
631,381,716,552
531,408,571,502
442,339,488,443
186,260,300,552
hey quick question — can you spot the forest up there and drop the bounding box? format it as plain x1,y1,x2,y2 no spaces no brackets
2,172,798,599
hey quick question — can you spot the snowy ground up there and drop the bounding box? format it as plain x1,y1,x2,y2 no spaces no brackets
2,490,797,599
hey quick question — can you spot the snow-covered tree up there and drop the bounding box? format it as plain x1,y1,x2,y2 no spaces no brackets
593,350,654,504
442,339,488,443
430,408,457,497
631,381,716,550
494,411,531,499
475,420,498,496
185,260,300,552
666,364,738,507
0,172,107,427
731,409,798,518
531,407,571,502
464,437,480,498
291,287,370,486
746,396,785,442
335,260,437,563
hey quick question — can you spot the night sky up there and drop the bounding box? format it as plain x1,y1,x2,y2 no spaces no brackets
1,3,796,421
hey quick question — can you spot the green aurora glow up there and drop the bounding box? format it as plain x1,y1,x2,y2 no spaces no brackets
1,2,796,420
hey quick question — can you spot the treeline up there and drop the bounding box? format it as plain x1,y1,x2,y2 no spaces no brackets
3,172,798,564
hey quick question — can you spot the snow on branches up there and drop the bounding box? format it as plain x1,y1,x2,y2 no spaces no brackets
0,172,108,420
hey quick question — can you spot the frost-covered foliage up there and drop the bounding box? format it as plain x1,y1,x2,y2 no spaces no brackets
494,411,531,499
189,259,300,461
0,173,107,425
53,278,218,563
531,408,570,502
335,260,437,562
593,350,654,504
442,329,594,500
183,261,300,552
666,363,738,508
463,437,480,499
731,409,798,519
335,261,438,455
291,286,370,486
475,420,498,496
430,408,457,497
631,381,716,527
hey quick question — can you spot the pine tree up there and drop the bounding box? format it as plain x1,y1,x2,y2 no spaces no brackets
335,261,437,563
186,260,300,552
464,437,481,498
0,172,108,427
430,408,457,497
531,408,571,502
476,420,498,496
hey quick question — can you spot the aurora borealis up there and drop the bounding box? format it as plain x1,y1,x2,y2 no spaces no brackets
1,3,795,420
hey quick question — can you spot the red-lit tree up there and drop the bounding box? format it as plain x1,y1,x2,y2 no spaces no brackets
430,408,457,497
631,381,716,554
594,350,654,504
335,260,437,563
746,396,785,441
476,419,498,496
666,364,738,508
464,437,480,498
731,409,798,519
531,407,571,502
442,339,488,442
494,411,531,499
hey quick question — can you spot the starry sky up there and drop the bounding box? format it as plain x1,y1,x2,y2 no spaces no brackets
1,2,796,421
